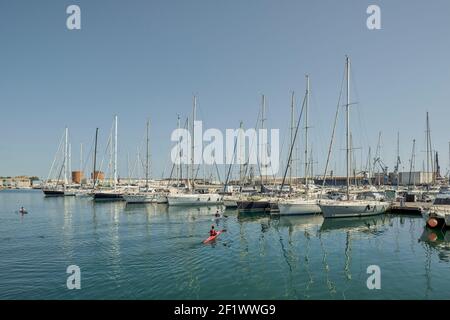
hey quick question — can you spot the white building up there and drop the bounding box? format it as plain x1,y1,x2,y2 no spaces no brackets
398,171,433,186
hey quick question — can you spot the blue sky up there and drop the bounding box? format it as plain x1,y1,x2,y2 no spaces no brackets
1,0,450,179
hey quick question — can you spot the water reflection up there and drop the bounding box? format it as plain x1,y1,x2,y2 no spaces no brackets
320,214,391,233
419,227,450,262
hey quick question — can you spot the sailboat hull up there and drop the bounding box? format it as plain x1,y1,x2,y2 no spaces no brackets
276,200,321,216
319,201,388,218
43,189,65,197
93,192,124,202
167,194,223,206
124,193,167,204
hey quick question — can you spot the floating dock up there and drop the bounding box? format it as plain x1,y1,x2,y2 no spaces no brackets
388,202,431,215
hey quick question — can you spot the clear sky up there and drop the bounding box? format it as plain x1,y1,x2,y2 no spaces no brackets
1,0,450,179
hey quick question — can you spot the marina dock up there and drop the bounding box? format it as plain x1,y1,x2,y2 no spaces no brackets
388,202,431,215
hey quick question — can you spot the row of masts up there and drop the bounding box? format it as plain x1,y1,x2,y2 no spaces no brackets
48,56,446,191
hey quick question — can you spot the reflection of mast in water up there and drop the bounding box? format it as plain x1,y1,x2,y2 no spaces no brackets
92,201,98,233
62,197,74,260
273,220,297,298
409,217,417,255
303,229,314,299
424,243,432,299
108,202,123,281
344,231,352,281
394,216,400,254
318,232,337,297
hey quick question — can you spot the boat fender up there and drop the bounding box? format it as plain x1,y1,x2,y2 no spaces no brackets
428,232,438,242
427,218,439,228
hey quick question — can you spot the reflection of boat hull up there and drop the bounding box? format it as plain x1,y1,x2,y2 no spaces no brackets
237,200,271,213
319,201,388,218
43,189,64,197
223,197,238,209
276,200,321,216
167,194,223,206
224,200,238,209
320,214,388,232
276,215,324,229
93,192,124,202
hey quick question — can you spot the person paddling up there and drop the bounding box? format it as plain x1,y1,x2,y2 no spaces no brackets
214,210,221,218
209,225,217,237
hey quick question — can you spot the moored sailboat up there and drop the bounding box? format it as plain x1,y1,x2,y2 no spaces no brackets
318,56,388,218
93,116,124,202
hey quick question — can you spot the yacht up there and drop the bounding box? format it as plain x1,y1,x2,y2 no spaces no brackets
318,57,388,218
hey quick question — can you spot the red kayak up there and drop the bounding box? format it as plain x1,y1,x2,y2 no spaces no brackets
203,230,223,243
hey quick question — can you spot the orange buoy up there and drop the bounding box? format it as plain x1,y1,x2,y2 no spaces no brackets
428,232,438,242
427,218,439,228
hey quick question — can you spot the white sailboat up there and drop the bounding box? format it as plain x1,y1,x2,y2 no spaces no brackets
124,119,168,204
93,115,124,202
167,96,223,206
276,76,321,216
43,127,69,197
318,56,388,218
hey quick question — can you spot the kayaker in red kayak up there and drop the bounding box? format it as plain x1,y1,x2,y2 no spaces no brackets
209,225,217,237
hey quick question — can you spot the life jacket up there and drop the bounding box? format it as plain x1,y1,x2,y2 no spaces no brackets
210,230,217,236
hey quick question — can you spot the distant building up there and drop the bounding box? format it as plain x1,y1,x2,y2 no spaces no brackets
0,176,37,189
398,171,433,186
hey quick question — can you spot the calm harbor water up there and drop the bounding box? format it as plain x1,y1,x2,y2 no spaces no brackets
0,190,449,300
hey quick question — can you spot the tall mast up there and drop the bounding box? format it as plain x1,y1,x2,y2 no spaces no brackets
145,119,150,190
408,139,416,188
80,143,83,171
289,91,295,185
68,143,72,183
261,94,266,184
239,120,244,184
64,127,68,187
93,128,99,189
305,75,310,188
426,112,430,184
176,114,180,185
396,132,400,188
191,96,196,190
114,115,118,190
345,56,350,200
